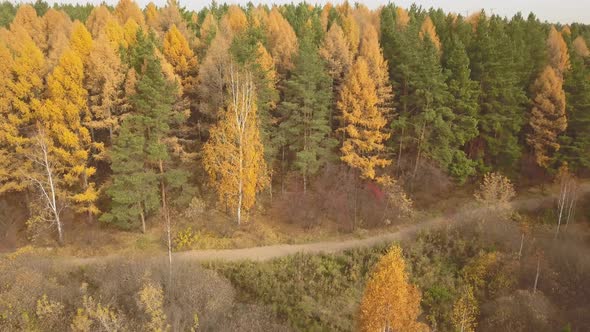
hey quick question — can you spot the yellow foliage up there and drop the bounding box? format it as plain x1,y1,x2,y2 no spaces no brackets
338,57,391,180
114,0,145,28
199,12,217,44
138,281,170,332
123,18,141,47
220,5,248,36
359,25,394,116
419,16,442,52
319,23,353,85
573,36,590,57
396,7,410,29
145,2,161,31
70,21,93,60
202,68,268,223
265,7,298,73
42,9,73,69
11,5,46,51
86,5,114,38
163,24,199,95
359,245,427,332
547,26,570,76
336,2,360,53
474,172,516,220
451,286,478,332
527,65,567,168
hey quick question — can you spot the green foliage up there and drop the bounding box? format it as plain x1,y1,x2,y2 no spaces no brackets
279,32,336,186
0,2,16,27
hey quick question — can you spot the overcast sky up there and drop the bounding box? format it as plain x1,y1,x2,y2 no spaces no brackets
39,0,590,24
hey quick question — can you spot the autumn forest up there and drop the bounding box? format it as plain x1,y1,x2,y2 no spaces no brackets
0,0,589,331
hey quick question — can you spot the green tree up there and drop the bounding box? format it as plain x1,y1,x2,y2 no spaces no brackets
279,33,336,193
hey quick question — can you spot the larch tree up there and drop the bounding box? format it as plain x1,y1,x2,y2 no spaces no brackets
265,7,298,74
419,16,441,53
546,26,570,77
527,65,567,168
359,245,427,332
162,24,199,111
359,24,394,118
219,5,248,37
202,65,268,225
86,5,113,38
114,0,145,28
42,8,73,70
145,2,160,32
199,12,218,48
336,2,360,53
338,56,391,181
451,286,478,332
10,5,46,52
572,36,590,57
85,32,125,144
279,33,336,193
42,24,99,222
396,6,410,30
0,34,45,195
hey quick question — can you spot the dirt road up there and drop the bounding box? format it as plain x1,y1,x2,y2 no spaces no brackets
66,182,589,265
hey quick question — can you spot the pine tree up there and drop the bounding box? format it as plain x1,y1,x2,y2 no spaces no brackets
101,118,159,232
279,33,336,193
559,45,590,171
202,65,268,225
103,32,183,231
468,15,527,172
338,57,391,180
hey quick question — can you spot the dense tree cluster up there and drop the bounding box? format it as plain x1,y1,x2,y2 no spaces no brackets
0,1,589,239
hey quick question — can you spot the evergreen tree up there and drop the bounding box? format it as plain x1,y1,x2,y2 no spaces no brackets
559,39,590,171
279,33,336,193
468,15,527,173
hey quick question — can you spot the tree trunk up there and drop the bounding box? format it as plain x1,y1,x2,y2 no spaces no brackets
237,136,243,225
412,121,427,180
397,126,404,174
140,210,146,234
518,233,524,260
555,181,568,238
159,159,172,283
533,255,540,294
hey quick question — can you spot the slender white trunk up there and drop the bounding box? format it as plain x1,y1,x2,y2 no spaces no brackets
518,233,524,260
533,255,540,294
555,181,568,238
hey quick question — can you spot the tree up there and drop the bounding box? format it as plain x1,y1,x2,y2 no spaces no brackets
265,7,298,74
419,16,441,53
85,32,125,143
100,118,159,232
114,0,145,28
319,22,352,90
474,172,516,221
359,245,427,332
10,5,46,51
42,8,73,70
0,35,45,195
202,65,268,225
546,26,570,77
336,2,360,53
22,130,66,245
86,5,113,38
279,34,336,193
138,281,170,332
338,57,391,180
527,66,567,168
451,286,478,332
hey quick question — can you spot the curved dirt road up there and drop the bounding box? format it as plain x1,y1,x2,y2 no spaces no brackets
68,182,589,265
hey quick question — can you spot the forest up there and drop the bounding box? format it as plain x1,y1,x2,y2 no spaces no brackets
0,0,589,331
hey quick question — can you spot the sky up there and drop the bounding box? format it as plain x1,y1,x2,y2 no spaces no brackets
39,0,590,24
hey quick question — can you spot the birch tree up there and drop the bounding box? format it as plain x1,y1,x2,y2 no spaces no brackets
202,64,268,225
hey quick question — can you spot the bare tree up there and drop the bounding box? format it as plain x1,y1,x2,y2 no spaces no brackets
22,131,66,245
555,167,578,238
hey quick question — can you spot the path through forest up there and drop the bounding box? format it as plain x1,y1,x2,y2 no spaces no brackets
65,182,590,265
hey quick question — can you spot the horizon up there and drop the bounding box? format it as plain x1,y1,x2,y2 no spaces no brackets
28,0,590,24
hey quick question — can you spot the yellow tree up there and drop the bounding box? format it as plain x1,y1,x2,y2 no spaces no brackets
419,16,441,53
86,33,125,143
396,7,410,30
114,0,145,28
86,5,115,39
42,26,99,222
451,286,478,332
319,23,353,91
219,5,248,36
10,5,46,51
338,57,391,180
42,9,73,70
359,245,427,332
336,2,360,53
573,36,590,57
202,66,268,225
359,25,394,117
546,26,570,76
163,24,199,102
527,66,567,168
0,34,45,194
199,12,218,47
265,7,298,74
145,2,161,31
